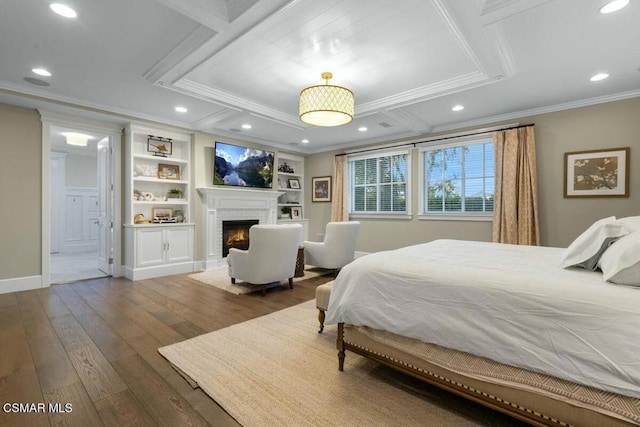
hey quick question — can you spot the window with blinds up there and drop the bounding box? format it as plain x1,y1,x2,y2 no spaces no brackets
421,141,494,214
348,150,409,214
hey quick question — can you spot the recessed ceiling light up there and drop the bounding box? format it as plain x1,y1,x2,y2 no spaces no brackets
32,68,52,77
50,3,77,18
301,139,309,144
590,73,609,82
599,0,629,14
241,124,252,129
23,77,50,86
358,126,368,132
174,106,187,113
452,105,465,112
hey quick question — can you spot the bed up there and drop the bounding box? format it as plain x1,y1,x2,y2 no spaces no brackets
325,239,640,426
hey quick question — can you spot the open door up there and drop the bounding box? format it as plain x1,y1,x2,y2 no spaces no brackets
97,137,113,275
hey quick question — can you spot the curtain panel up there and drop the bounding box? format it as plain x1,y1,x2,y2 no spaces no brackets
331,155,348,222
493,126,540,246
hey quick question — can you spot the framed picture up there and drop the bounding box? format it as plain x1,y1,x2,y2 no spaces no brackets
158,163,180,180
564,147,629,198
312,176,332,202
291,206,302,219
288,178,300,189
152,207,173,219
147,135,172,157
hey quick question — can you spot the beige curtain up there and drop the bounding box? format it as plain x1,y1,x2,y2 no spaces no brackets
492,125,540,245
330,155,348,222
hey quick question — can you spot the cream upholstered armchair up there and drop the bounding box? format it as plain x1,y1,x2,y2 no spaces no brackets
304,221,360,274
227,224,302,296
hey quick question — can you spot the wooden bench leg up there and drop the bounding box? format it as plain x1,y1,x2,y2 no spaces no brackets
231,277,236,284
318,309,326,333
288,277,294,289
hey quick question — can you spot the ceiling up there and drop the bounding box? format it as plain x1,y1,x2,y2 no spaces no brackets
1,0,639,154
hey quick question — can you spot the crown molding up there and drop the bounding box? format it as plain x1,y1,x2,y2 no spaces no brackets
0,81,192,130
191,109,244,130
431,89,640,133
38,109,123,134
377,109,432,134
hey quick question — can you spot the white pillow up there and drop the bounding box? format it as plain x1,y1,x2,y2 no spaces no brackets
561,216,628,270
598,232,640,286
616,216,640,233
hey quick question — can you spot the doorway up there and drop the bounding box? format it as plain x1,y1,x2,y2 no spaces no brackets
49,126,112,283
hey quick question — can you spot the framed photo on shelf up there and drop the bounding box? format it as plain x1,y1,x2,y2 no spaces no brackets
291,206,302,219
152,207,173,219
288,179,300,189
158,163,180,180
312,176,331,202
564,147,629,198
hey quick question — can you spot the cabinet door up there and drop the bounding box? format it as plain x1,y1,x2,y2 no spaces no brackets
136,228,165,267
165,227,192,263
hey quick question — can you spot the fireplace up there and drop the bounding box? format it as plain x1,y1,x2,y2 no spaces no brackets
222,220,259,258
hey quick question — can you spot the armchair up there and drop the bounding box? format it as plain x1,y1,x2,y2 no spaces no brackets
227,224,302,296
304,221,360,274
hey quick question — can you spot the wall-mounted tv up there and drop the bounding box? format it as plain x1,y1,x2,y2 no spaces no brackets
214,141,274,189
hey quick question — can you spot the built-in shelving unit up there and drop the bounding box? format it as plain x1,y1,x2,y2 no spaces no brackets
276,152,308,244
123,124,195,280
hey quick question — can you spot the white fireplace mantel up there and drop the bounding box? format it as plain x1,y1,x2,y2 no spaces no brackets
197,187,284,269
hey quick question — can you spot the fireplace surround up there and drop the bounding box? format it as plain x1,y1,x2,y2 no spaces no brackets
197,187,283,269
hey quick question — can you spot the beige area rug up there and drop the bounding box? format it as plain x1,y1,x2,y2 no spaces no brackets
158,300,493,427
188,266,332,295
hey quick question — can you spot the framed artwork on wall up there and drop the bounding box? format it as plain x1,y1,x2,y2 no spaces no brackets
312,176,332,202
564,147,629,198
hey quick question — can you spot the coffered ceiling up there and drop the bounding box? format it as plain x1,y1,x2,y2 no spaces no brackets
1,0,638,153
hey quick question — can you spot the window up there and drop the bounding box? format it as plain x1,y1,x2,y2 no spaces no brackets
349,150,409,214
421,140,494,215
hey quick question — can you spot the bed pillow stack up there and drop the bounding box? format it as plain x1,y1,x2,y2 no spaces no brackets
598,216,640,287
561,216,628,270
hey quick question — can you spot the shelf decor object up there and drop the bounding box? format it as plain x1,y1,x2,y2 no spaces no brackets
147,135,173,157
564,147,629,198
299,72,354,127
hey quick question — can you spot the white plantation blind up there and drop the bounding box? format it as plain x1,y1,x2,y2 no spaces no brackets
348,150,409,214
422,141,494,214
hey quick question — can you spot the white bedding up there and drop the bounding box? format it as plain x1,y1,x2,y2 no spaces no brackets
325,239,640,398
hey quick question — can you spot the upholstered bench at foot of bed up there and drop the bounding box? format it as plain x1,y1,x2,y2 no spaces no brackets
315,281,333,333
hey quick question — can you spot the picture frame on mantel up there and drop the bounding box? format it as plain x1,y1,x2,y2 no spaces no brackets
312,176,332,202
564,147,629,198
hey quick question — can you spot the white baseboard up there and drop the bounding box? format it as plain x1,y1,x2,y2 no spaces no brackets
122,262,196,281
0,275,45,295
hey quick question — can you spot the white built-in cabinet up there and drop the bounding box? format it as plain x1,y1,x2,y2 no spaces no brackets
276,152,309,244
123,124,195,280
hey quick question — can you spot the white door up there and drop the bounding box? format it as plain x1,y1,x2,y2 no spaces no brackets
165,226,192,263
97,138,113,275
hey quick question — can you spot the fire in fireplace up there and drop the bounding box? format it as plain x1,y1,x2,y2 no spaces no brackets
222,220,259,257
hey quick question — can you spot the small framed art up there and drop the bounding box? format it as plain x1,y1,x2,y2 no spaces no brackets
290,206,302,219
158,163,180,180
288,179,300,189
152,207,173,219
564,147,629,198
312,176,331,202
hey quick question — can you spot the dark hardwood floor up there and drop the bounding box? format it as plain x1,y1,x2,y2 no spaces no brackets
0,273,329,427
0,273,525,427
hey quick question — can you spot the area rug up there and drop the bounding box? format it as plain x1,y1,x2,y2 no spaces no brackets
158,300,486,427
188,266,333,295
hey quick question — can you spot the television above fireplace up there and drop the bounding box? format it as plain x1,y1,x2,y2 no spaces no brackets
214,141,274,189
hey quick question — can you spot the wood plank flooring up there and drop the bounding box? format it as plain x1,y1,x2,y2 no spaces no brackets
0,273,523,426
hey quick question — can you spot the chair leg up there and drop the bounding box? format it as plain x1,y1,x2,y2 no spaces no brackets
262,285,267,297
231,277,236,284
288,277,294,289
318,309,325,333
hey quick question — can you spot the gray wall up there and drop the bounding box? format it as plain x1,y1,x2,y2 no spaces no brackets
305,97,640,252
0,104,42,280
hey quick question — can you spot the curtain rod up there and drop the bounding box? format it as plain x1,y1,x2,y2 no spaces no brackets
335,123,535,157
